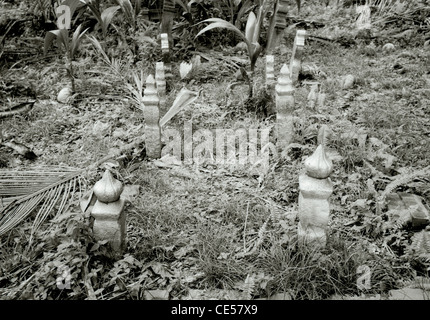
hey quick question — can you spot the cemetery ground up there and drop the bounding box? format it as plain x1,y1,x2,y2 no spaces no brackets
0,1,430,300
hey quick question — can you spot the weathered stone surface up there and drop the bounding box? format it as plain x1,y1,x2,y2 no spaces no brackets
265,55,275,89
92,198,126,253
387,193,430,227
160,33,172,80
304,145,333,179
143,74,161,159
289,30,306,85
155,62,167,110
298,173,333,248
275,64,295,152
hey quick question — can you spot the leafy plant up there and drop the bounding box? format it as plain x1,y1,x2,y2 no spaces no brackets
82,0,120,39
196,6,264,97
44,24,89,92
114,0,142,31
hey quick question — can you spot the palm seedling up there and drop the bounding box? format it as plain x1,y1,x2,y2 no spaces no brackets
195,2,265,98
44,23,89,93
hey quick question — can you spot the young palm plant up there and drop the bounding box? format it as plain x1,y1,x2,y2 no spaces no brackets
196,3,264,97
44,24,89,93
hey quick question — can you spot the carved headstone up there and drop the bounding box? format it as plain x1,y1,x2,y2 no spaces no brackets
160,33,172,80
143,74,161,159
91,170,126,254
275,64,295,152
298,144,333,248
265,55,275,89
289,30,306,85
155,62,167,111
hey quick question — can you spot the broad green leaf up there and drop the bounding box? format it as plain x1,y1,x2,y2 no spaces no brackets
44,29,69,55
252,5,264,43
115,0,135,29
160,88,199,127
101,6,120,37
245,11,256,43
70,24,89,59
196,19,247,44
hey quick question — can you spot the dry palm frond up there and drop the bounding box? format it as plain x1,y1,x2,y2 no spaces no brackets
0,166,84,242
0,138,146,240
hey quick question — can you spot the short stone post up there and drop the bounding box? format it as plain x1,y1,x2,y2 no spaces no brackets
161,33,172,81
289,30,306,85
298,144,334,248
91,169,126,254
155,61,167,111
143,74,161,159
307,84,318,109
275,64,295,152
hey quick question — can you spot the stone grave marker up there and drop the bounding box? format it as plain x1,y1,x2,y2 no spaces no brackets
155,61,167,111
160,33,172,80
289,30,306,85
298,144,334,248
275,64,295,152
143,74,161,159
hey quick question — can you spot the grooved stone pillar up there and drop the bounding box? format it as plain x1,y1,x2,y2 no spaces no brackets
143,74,161,159
156,62,167,111
275,64,295,152
298,144,333,248
161,33,172,80
91,170,126,254
265,55,275,90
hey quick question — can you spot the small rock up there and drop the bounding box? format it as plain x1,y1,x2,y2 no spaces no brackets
382,43,395,53
342,74,355,89
424,40,430,48
57,87,72,103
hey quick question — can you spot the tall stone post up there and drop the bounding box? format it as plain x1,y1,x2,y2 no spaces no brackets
155,62,167,111
91,169,126,254
289,30,306,85
161,0,175,48
265,55,275,90
267,0,289,51
143,74,161,159
161,33,172,81
275,64,295,152
298,144,334,248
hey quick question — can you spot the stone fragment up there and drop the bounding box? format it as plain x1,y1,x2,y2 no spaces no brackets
382,43,395,53
57,87,72,103
342,74,355,89
387,193,430,227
